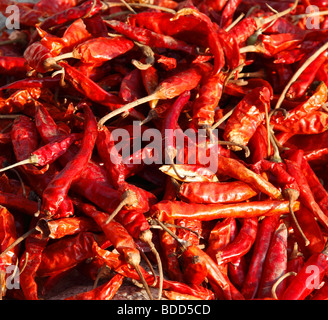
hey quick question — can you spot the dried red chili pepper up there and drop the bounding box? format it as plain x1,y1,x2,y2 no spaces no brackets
192,72,225,128
45,216,101,239
0,206,18,298
152,199,298,221
0,133,81,173
214,217,258,266
281,241,328,300
64,36,135,66
178,181,258,204
41,102,98,217
37,232,103,278
223,86,271,151
104,20,198,56
19,228,48,300
97,63,207,126
257,220,288,299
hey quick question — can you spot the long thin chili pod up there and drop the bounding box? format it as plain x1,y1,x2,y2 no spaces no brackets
216,155,283,200
152,200,298,221
257,220,288,299
41,102,98,217
0,133,81,173
241,215,280,299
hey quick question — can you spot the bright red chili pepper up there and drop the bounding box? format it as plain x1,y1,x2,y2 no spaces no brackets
281,241,328,300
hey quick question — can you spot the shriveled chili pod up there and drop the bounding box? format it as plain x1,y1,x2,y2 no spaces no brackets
223,86,272,152
178,181,258,204
41,102,98,217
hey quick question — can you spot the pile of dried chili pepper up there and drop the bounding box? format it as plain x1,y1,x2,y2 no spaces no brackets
1,0,328,301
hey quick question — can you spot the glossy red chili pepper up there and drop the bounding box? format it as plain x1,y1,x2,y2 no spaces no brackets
0,206,18,298
39,18,92,55
0,88,41,115
284,159,328,231
19,229,48,300
23,42,55,73
281,241,328,300
152,199,298,221
257,220,288,299
215,217,258,265
178,180,258,204
71,36,135,66
216,155,283,199
45,216,101,239
41,102,98,217
271,82,328,132
37,232,103,278
287,52,327,100
220,0,243,29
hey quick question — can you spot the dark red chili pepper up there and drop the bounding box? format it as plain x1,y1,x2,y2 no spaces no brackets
97,63,207,126
37,0,103,33
104,20,198,56
0,206,18,298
